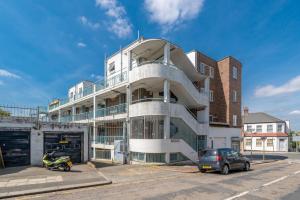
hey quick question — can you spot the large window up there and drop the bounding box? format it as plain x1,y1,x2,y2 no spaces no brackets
233,66,238,79
256,139,262,147
267,125,273,133
256,125,262,133
209,90,214,102
245,139,252,146
233,90,237,102
199,62,205,74
131,116,164,139
233,115,237,126
267,139,273,147
246,125,252,132
277,124,283,132
146,153,165,163
131,152,145,162
209,66,214,78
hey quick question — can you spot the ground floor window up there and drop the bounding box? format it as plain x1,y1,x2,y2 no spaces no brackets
131,152,145,162
131,116,164,139
267,139,273,147
170,153,188,163
146,153,165,163
95,149,111,160
245,139,252,146
131,152,165,163
256,139,262,147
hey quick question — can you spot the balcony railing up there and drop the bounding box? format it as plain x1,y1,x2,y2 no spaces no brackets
74,111,93,121
95,136,125,145
96,103,127,118
49,71,128,110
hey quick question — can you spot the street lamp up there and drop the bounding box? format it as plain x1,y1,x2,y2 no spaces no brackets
261,136,267,161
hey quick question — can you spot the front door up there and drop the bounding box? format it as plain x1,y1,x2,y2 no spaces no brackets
279,139,286,151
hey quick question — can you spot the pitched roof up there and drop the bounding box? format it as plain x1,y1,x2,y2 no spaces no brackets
243,112,285,124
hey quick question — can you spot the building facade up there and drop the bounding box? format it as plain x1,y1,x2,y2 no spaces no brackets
48,38,242,164
243,108,289,152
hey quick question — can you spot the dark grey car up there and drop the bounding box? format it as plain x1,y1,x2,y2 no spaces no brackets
198,148,250,175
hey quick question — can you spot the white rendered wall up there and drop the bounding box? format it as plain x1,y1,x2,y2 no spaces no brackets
208,127,241,149
243,122,287,133
244,137,288,152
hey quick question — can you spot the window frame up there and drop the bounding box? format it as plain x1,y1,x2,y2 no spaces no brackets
233,115,237,126
267,124,273,133
233,90,237,102
256,125,262,133
233,66,238,79
209,90,214,102
209,66,214,79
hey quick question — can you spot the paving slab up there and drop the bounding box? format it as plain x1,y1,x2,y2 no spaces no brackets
0,164,111,199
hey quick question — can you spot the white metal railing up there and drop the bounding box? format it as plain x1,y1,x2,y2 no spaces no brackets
49,71,128,110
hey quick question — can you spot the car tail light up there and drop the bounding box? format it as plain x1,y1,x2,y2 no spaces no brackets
216,155,222,161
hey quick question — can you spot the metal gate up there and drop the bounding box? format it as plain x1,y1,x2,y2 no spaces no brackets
44,132,83,163
0,131,30,167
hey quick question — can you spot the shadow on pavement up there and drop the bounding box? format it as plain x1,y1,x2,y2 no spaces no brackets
0,166,30,176
91,161,120,168
245,154,288,160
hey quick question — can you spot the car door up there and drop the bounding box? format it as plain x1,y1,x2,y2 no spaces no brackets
224,149,238,169
228,149,240,169
231,150,244,169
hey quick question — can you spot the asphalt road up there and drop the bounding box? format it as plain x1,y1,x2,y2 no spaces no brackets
12,158,300,200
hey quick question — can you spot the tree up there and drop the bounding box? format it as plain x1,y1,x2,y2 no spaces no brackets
0,108,10,117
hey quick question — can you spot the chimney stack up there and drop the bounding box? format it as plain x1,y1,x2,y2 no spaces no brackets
243,107,249,115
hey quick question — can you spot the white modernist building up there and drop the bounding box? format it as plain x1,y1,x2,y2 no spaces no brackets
243,109,289,152
49,38,241,164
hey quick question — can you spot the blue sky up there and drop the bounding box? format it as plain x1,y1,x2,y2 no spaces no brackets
0,0,300,130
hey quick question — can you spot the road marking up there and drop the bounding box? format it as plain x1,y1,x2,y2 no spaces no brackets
224,191,249,200
262,176,288,187
294,170,300,174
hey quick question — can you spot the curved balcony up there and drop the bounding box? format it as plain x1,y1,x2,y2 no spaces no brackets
129,62,209,107
129,101,208,135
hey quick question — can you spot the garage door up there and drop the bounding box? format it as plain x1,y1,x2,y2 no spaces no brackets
44,132,83,163
213,137,227,148
0,131,30,167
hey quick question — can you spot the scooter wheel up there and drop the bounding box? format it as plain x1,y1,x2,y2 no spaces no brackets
64,166,71,171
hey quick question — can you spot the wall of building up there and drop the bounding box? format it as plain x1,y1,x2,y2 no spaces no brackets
244,137,288,152
243,122,287,133
192,52,242,128
208,126,241,149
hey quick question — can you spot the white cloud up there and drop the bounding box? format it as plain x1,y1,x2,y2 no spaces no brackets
289,110,300,115
90,74,103,81
144,0,205,32
255,75,300,97
0,69,21,79
77,42,86,48
95,0,132,38
79,16,100,29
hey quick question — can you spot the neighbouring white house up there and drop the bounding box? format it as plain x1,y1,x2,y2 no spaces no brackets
243,107,290,152
48,37,243,164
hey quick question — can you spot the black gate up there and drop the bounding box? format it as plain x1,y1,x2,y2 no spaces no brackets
0,131,30,167
44,132,83,163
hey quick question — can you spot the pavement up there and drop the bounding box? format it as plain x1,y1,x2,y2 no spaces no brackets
0,164,111,199
12,158,300,200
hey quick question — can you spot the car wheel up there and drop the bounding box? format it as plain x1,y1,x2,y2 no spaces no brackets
244,162,250,171
200,169,206,173
221,165,229,175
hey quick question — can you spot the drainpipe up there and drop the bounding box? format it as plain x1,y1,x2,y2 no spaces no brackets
93,88,96,160
126,84,132,164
